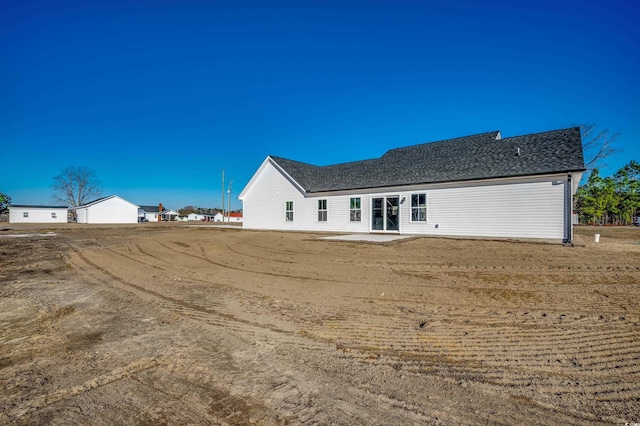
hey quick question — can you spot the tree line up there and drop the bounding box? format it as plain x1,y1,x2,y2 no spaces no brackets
575,161,640,225
178,206,242,216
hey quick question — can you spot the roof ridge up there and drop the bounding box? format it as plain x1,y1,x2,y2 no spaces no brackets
9,204,69,208
383,131,501,156
78,195,115,207
501,127,580,141
270,155,319,168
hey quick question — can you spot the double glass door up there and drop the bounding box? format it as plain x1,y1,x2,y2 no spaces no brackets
371,196,399,232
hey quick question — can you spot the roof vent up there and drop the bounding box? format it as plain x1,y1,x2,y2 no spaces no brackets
516,147,521,156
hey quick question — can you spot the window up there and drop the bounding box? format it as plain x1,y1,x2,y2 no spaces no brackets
317,199,327,222
51,212,57,218
285,201,294,221
411,193,427,222
350,197,361,222
23,212,29,218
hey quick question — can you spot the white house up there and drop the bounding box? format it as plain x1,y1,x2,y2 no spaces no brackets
212,212,242,223
161,209,178,221
138,205,163,222
239,128,585,243
138,204,179,222
187,213,217,221
225,212,243,223
9,205,69,223
76,195,139,224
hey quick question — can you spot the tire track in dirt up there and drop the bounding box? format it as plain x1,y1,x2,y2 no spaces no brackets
102,245,167,271
66,239,356,380
60,243,349,424
62,240,476,424
157,240,361,284
224,243,296,264
134,243,171,265
66,245,298,337
301,298,640,423
64,240,318,348
80,241,321,339
8,357,162,419
15,227,635,424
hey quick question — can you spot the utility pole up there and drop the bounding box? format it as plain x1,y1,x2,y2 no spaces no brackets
221,170,225,223
227,181,233,223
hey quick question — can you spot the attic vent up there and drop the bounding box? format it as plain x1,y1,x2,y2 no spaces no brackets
516,147,521,156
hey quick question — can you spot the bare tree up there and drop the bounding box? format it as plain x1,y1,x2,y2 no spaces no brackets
52,166,102,207
580,123,621,171
179,205,197,216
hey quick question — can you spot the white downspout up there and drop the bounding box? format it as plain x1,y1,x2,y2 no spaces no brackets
565,172,573,245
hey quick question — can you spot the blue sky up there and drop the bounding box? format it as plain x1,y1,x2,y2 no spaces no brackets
2,0,638,211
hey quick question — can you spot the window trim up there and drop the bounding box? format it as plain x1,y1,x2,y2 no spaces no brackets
410,193,427,222
349,197,361,222
317,199,327,222
285,201,294,222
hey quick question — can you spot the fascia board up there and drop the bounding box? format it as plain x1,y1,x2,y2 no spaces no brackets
238,156,307,199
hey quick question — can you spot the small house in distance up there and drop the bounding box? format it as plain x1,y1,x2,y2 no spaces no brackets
138,204,179,222
139,204,163,222
239,127,585,243
187,212,216,221
161,209,178,221
75,195,139,224
211,212,243,223
9,205,69,223
225,212,243,223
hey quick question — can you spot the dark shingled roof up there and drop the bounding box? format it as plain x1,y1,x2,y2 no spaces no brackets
270,127,585,193
9,205,68,209
139,205,165,213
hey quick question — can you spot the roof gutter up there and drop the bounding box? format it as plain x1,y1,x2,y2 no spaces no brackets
306,170,587,196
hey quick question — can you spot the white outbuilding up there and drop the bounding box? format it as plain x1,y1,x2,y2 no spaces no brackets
9,205,69,223
224,212,243,223
75,195,139,224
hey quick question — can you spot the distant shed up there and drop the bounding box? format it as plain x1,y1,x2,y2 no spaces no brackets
9,205,69,223
75,195,139,224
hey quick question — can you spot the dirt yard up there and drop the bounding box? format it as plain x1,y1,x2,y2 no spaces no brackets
1,224,639,425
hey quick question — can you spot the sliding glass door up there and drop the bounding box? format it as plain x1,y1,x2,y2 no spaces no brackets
371,196,399,232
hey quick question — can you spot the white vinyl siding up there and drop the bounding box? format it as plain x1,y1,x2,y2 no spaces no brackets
9,207,68,224
240,161,369,232
427,180,564,238
75,196,138,224
240,158,569,240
